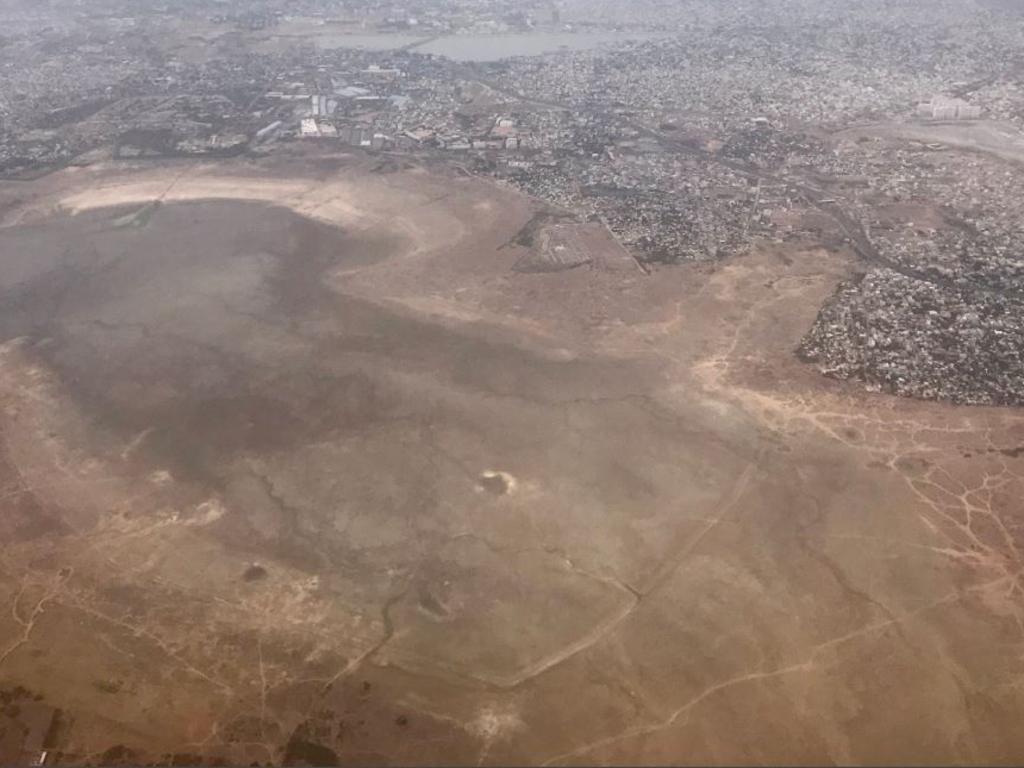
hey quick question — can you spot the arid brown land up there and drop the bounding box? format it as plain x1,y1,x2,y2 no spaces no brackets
1,152,1022,765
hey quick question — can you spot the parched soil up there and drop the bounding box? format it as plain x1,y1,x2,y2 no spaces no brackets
0,154,1022,766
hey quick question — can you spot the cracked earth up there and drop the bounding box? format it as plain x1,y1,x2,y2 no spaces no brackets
0,153,1023,764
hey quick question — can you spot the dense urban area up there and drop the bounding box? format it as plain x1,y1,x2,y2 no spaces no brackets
3,0,1024,403
3,2,1024,766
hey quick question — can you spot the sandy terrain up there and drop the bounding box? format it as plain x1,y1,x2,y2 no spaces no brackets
0,152,1022,765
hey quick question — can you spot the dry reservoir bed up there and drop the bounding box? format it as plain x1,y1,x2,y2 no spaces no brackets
0,157,1023,765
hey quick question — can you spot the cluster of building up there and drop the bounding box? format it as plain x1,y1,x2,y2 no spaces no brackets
800,269,1024,406
799,135,1024,405
916,96,983,121
3,0,1024,406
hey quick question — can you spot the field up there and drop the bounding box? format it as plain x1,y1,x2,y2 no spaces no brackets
1,151,1023,765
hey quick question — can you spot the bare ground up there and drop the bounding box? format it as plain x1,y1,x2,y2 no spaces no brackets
0,153,1022,765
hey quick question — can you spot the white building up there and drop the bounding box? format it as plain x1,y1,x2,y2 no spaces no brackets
917,96,982,120
255,120,282,142
300,118,320,137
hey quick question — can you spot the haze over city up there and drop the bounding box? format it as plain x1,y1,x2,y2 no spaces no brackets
1,1,1024,765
